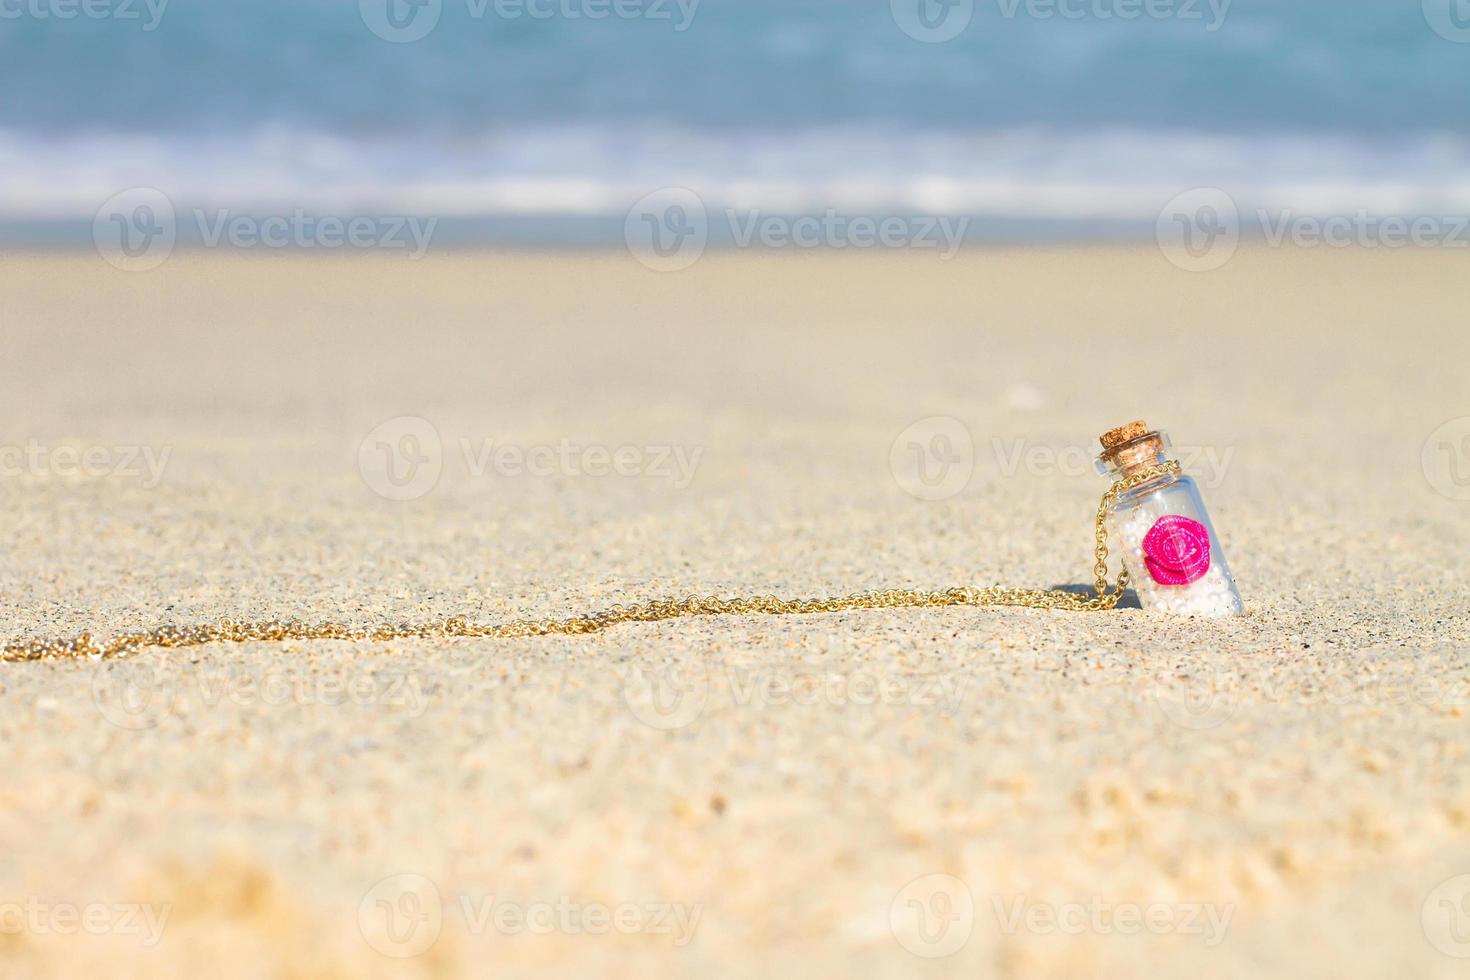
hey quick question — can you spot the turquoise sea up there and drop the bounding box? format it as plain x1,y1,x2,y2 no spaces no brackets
2,0,1468,241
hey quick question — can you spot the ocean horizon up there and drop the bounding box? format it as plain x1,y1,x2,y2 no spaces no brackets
3,0,1468,244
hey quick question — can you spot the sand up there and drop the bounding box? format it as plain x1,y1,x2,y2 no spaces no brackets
1,246,1467,978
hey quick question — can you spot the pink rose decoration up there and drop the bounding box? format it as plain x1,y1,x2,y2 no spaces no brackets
1142,515,1211,585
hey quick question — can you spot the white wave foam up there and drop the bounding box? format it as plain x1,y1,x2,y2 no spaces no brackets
6,125,1470,220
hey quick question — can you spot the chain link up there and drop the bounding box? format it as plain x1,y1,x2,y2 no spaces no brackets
1,462,1180,663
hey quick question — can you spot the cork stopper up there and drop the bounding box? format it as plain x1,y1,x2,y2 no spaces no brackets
1100,420,1150,450
1097,419,1167,477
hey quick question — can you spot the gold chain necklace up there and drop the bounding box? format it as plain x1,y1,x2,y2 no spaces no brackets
1,462,1181,663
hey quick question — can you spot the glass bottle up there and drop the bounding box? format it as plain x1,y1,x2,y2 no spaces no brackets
1095,421,1243,617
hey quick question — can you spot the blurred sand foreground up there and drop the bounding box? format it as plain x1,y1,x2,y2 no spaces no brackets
1,247,1468,978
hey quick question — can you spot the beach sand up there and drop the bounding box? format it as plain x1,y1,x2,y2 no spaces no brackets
1,246,1468,978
